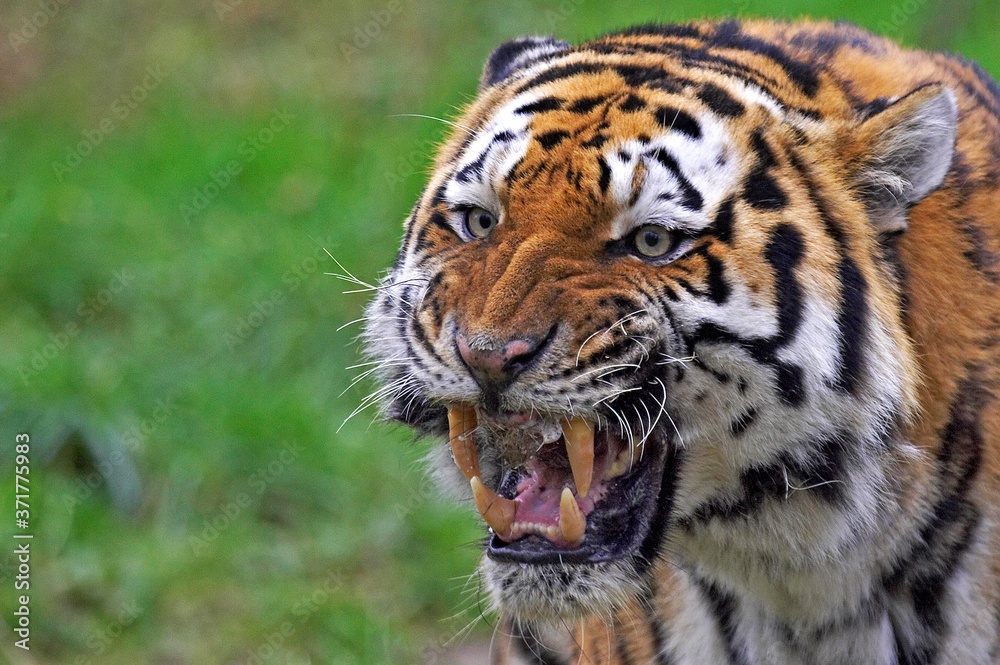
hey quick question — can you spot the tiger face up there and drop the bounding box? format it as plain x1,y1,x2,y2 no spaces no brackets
363,24,959,623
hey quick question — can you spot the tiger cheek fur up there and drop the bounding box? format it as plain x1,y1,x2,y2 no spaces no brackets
362,20,1000,665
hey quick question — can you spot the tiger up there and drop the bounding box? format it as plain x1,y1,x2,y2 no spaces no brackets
361,18,1000,664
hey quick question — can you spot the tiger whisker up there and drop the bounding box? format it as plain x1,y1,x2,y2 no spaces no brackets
571,362,642,382
782,466,845,500
345,356,410,371
655,352,696,366
338,376,415,431
388,112,477,135
575,309,648,366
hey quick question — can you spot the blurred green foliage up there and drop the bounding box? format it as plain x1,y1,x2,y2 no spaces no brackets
0,0,996,663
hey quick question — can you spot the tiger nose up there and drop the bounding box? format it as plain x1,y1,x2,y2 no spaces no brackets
455,331,548,387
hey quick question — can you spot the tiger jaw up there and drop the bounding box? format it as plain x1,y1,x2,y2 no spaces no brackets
450,407,595,545
446,403,673,571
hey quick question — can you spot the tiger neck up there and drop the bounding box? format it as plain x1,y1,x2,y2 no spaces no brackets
665,423,928,624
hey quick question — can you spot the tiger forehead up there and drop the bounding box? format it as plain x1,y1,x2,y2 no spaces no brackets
445,77,748,235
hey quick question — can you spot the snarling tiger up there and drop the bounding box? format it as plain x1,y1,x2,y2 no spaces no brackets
361,19,1000,664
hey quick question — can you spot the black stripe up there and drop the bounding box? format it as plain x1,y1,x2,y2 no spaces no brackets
778,592,888,656
673,278,699,299
611,22,705,40
615,632,635,665
693,355,731,383
455,132,514,183
684,432,848,525
613,64,671,88
456,151,488,183
515,58,682,98
583,36,789,105
620,94,647,112
385,387,446,435
583,133,609,149
713,197,736,244
648,148,704,210
567,95,606,113
703,251,730,304
537,130,570,149
775,363,805,406
517,62,604,93
710,20,820,97
428,211,454,234
687,224,805,405
412,222,435,254
588,24,823,110
832,257,868,394
648,610,675,664
394,208,418,271
597,156,611,194
634,581,677,665
699,581,747,665
959,217,1000,284
886,375,987,664
636,443,682,570
743,168,786,209
654,106,701,140
690,321,809,407
515,96,564,115
765,223,807,405
410,312,447,367
744,131,788,210
697,83,746,117
750,129,777,168
729,407,757,436
764,224,805,346
785,150,872,397
787,151,848,249
429,182,448,207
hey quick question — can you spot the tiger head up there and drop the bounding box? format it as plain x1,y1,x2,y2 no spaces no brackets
363,24,957,622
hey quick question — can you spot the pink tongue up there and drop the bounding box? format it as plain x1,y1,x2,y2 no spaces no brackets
513,460,600,533
513,465,566,526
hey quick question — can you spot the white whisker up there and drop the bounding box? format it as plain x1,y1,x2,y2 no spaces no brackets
387,113,477,135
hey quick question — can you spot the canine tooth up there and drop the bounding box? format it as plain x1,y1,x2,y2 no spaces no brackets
448,405,479,480
471,476,516,538
606,454,628,479
561,417,594,498
559,487,586,545
607,439,644,479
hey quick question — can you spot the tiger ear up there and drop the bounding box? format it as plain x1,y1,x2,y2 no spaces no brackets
849,84,958,234
481,36,570,89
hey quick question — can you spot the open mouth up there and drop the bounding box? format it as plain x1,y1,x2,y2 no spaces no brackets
447,404,672,565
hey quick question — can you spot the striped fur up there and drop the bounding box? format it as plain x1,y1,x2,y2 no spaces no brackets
363,19,1000,664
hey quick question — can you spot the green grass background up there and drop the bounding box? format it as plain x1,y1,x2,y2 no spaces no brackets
0,0,997,663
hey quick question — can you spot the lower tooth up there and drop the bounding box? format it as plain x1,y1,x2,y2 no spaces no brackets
559,487,586,544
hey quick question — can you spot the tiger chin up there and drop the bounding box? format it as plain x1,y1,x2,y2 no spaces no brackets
362,19,1000,665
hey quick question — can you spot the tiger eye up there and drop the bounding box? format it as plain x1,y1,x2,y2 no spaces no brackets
464,207,498,239
634,225,673,258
